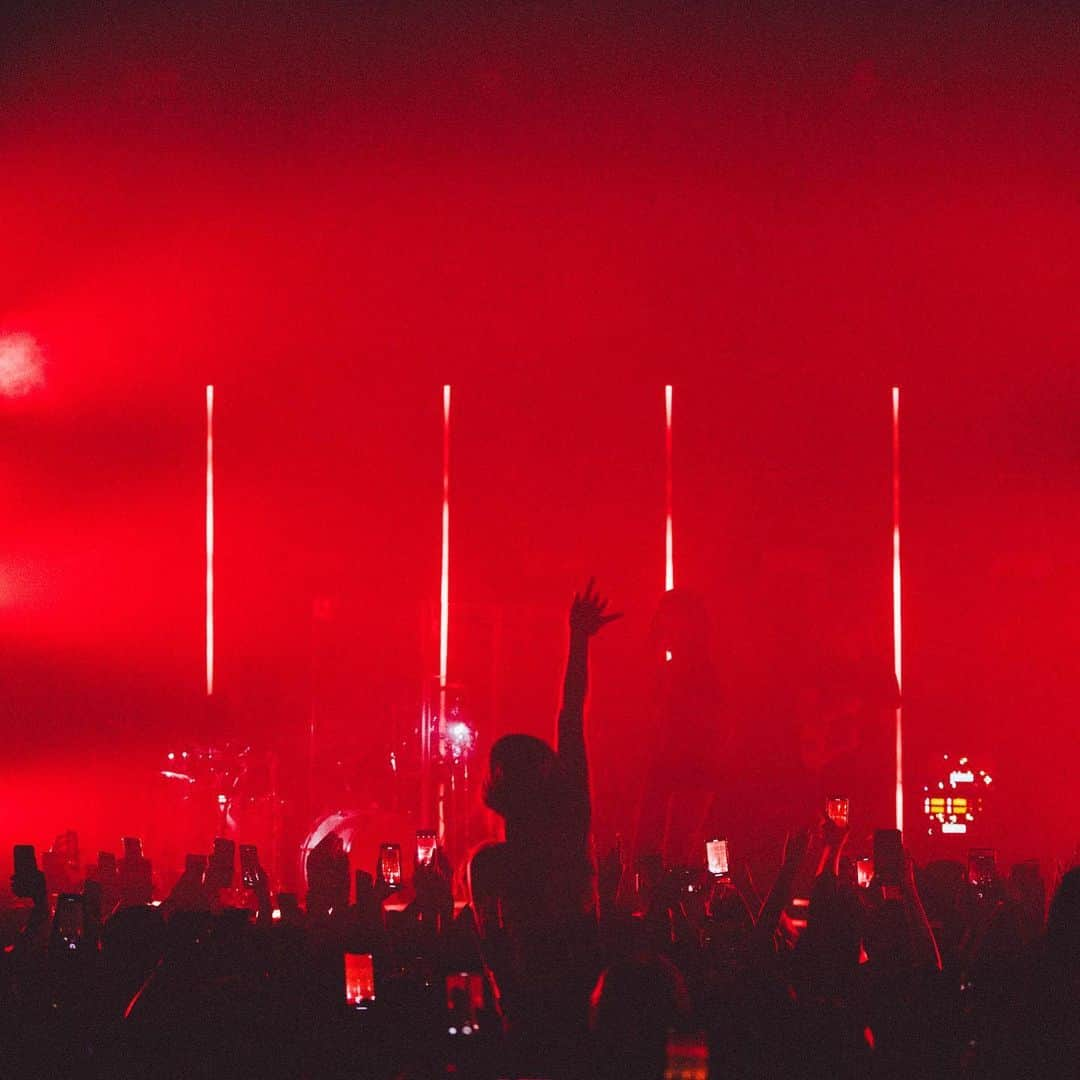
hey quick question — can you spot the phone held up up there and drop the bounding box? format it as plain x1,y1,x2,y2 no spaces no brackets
826,797,850,829
12,844,39,899
873,828,904,900
379,842,403,888
344,953,375,1009
446,972,484,1036
239,844,260,889
968,848,997,893
54,893,84,951
706,838,730,878
415,830,437,869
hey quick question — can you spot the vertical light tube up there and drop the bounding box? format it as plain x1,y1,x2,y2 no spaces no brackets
206,384,214,697
440,385,451,728
891,386,903,831
665,384,674,592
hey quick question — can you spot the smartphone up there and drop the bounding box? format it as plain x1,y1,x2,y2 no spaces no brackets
355,870,374,905
874,829,903,892
239,844,259,889
122,837,143,861
54,893,84,950
416,830,437,869
185,853,208,877
378,842,402,888
14,843,36,877
12,845,38,898
208,838,235,888
446,972,484,1035
344,952,375,1007
666,1032,708,1077
856,857,874,888
968,848,997,888
706,838,730,877
277,891,300,921
826,797,850,828
83,880,103,924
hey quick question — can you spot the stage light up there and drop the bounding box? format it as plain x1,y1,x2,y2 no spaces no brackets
0,332,45,397
436,684,476,764
206,385,214,697
891,386,903,832
664,385,674,663
440,385,450,704
664,385,674,593
922,752,991,838
447,720,472,748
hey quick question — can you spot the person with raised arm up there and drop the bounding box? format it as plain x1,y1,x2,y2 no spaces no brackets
469,579,621,1078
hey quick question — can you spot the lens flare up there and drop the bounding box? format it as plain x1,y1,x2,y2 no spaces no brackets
0,333,45,396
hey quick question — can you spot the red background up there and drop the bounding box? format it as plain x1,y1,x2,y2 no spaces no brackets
1,3,1077,874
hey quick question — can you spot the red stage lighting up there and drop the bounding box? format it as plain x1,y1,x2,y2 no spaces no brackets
891,386,903,832
206,384,214,697
664,384,674,593
440,384,451,726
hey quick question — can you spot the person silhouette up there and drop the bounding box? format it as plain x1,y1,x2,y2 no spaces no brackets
469,579,621,1077
634,587,726,867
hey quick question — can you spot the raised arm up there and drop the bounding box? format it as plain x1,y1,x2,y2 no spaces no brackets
557,579,621,801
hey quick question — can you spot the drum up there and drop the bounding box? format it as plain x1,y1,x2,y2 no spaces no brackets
299,807,415,887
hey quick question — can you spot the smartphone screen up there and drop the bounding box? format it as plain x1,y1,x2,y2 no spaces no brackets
345,952,375,1007
55,893,84,949
239,844,259,888
416,830,437,868
826,797,850,828
856,858,874,888
446,972,484,1034
706,838,730,877
666,1032,708,1076
379,843,402,887
873,829,903,888
968,848,996,888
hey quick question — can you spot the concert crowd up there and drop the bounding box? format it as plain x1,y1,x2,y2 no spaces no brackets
2,585,1078,1078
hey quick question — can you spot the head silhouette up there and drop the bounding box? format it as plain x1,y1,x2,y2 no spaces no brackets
483,733,561,826
1046,866,1080,960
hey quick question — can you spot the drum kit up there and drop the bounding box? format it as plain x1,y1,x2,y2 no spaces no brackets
156,742,285,886
156,688,482,892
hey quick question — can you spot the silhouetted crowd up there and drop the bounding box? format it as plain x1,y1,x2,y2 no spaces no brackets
3,586,1078,1078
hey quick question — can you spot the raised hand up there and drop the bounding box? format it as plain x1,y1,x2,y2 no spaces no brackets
569,578,623,637
782,826,813,873
598,842,624,909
